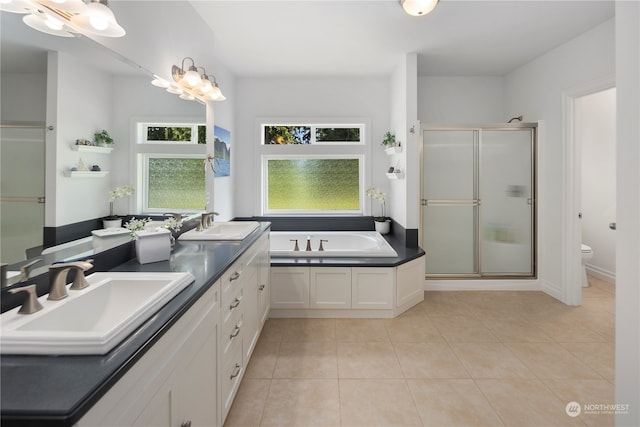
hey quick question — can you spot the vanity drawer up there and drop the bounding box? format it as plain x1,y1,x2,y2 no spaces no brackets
221,283,243,326
221,342,244,420
221,310,244,358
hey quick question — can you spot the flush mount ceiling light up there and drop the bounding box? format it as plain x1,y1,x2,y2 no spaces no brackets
165,57,226,102
0,0,125,37
400,0,439,16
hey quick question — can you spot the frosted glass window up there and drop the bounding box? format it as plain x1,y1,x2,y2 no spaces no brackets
147,158,205,210
266,158,361,212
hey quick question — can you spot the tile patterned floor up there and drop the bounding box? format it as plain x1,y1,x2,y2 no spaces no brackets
224,276,615,427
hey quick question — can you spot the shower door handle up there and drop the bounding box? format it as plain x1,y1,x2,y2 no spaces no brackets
422,199,479,206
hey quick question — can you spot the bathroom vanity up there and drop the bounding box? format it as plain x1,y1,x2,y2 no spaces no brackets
1,221,424,426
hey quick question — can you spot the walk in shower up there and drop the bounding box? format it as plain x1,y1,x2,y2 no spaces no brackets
420,124,537,278
1,123,46,265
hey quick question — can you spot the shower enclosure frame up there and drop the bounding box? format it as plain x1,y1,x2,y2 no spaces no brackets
419,122,538,279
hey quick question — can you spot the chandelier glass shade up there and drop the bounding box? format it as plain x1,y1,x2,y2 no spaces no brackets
401,0,439,16
157,58,226,102
0,0,125,37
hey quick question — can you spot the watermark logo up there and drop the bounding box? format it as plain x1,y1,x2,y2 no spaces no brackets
565,401,631,417
566,401,581,417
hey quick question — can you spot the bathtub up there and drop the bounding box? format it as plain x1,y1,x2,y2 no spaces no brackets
270,231,398,258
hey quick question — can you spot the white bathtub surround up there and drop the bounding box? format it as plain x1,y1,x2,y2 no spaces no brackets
270,231,398,258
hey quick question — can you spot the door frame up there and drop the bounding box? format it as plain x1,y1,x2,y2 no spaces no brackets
561,75,615,306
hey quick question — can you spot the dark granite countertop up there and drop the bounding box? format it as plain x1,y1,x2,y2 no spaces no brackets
0,224,423,426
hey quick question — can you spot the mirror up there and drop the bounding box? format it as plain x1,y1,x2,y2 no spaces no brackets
0,11,205,285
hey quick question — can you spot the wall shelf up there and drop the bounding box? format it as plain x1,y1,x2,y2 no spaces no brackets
385,146,402,155
386,172,404,180
64,171,109,178
71,145,113,154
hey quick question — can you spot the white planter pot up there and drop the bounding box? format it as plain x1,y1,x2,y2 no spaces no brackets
135,228,171,264
374,220,391,235
103,218,122,229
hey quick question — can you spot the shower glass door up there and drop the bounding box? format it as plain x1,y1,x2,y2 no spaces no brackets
421,126,536,278
422,130,478,275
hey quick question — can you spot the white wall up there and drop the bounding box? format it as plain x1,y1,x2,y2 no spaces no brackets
49,52,114,226
233,76,390,218
418,76,505,124
504,18,615,299
577,88,616,281
615,1,640,424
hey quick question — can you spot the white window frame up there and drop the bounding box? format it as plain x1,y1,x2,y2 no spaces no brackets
137,122,203,145
257,117,371,216
261,123,366,145
132,117,206,214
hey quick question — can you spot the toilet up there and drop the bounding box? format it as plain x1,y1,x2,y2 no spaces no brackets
581,244,594,287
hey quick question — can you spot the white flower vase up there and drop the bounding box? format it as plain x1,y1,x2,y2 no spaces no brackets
103,218,122,229
374,219,391,235
135,228,171,264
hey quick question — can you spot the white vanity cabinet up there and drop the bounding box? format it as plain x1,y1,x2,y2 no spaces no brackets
219,230,270,422
76,279,220,427
77,229,272,427
270,255,425,318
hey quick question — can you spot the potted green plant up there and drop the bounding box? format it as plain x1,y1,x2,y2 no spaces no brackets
94,129,114,147
381,131,396,148
366,186,391,234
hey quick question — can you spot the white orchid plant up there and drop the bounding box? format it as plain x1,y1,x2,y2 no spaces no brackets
107,185,134,219
163,216,183,233
366,186,388,221
124,217,152,238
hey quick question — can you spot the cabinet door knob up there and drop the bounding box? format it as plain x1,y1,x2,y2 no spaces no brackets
230,271,241,281
230,363,241,379
230,298,241,310
181,421,192,427
230,325,241,339
258,284,265,291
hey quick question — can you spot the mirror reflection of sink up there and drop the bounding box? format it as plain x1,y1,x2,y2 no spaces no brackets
179,221,260,241
0,272,195,355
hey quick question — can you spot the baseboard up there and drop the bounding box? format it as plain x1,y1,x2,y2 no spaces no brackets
424,279,541,291
540,278,563,300
585,264,616,284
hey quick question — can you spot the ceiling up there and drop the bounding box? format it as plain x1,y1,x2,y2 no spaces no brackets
1,1,614,78
190,0,615,77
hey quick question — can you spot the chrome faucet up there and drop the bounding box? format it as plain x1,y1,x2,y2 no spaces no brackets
47,260,93,300
318,239,328,252
290,239,299,251
305,237,312,251
8,284,43,314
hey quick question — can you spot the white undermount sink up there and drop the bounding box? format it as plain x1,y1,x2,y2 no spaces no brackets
0,272,195,355
178,221,260,241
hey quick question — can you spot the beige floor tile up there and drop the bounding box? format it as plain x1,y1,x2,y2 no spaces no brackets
339,379,422,426
385,313,445,343
393,342,469,379
559,342,615,380
258,318,289,342
244,340,280,379
476,379,585,427
450,342,536,379
223,379,270,427
543,379,615,427
335,318,390,342
531,318,608,343
481,318,554,343
260,379,340,426
506,342,602,379
273,341,338,379
430,315,500,342
337,342,403,378
408,379,505,427
282,318,337,342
